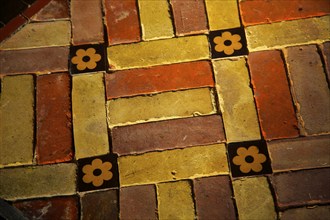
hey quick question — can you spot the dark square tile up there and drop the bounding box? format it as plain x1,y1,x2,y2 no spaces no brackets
227,140,272,178
70,44,106,74
0,0,27,24
77,154,119,192
209,27,248,59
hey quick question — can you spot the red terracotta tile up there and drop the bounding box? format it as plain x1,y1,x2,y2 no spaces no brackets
120,185,157,220
0,46,69,76
240,0,330,26
36,73,73,164
104,0,141,45
31,0,70,21
14,196,78,219
112,115,225,155
71,0,104,45
194,176,237,220
23,0,52,18
170,0,208,36
105,61,214,99
248,50,299,140
0,15,27,42
270,168,330,209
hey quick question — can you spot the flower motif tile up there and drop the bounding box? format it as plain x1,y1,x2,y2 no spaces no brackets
227,140,272,178
77,154,119,192
70,44,106,74
209,27,248,59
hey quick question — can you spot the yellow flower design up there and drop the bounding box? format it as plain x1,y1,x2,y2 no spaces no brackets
82,158,113,187
71,48,101,71
213,31,242,55
233,146,266,173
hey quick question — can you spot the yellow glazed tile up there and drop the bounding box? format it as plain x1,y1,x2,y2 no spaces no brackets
119,144,229,186
213,58,260,142
0,21,71,50
0,75,34,167
72,73,109,159
138,0,174,40
107,35,209,70
107,88,216,127
157,181,195,220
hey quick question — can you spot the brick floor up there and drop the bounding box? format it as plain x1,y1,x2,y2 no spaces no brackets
0,0,329,219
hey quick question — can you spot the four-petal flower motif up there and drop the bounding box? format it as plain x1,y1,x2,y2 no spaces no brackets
82,158,113,187
71,48,102,71
232,146,267,173
213,31,243,55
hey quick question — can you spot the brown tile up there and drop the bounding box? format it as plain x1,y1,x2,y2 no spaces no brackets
31,0,70,21
0,15,27,42
105,61,214,99
321,41,330,81
120,185,157,220
280,206,330,220
112,115,225,155
81,189,118,220
14,196,78,220
23,0,52,18
270,168,330,209
36,73,73,164
104,0,141,45
71,0,103,45
194,176,236,220
268,135,330,172
0,46,69,75
248,50,299,140
170,0,208,36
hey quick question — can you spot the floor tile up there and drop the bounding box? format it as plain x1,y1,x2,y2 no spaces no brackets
31,0,70,21
280,205,330,220
77,154,119,192
227,140,272,178
70,44,106,74
209,27,248,59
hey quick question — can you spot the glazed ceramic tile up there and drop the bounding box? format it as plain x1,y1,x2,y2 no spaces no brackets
70,44,106,74
209,27,248,59
227,140,272,178
77,154,119,192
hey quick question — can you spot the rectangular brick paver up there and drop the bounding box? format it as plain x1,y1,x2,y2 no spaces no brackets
321,41,330,80
157,181,195,220
248,50,299,140
107,88,216,127
284,45,330,135
31,0,70,21
246,15,330,51
268,135,330,172
112,115,225,155
280,206,330,220
106,61,214,99
107,35,209,70
233,177,277,220
0,75,34,166
194,175,236,220
213,58,260,143
36,73,73,164
119,144,229,186
120,185,157,220
270,168,330,209
0,163,77,200
72,73,109,159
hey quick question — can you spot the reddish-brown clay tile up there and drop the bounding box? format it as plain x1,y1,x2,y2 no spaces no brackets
31,0,70,21
0,15,27,42
240,0,330,26
104,0,141,45
81,189,118,220
268,135,330,172
270,168,330,209
112,115,225,155
248,50,299,140
321,41,330,81
14,196,78,219
71,0,103,45
36,73,73,164
106,61,214,99
23,0,52,18
0,46,69,75
170,0,208,36
120,185,157,220
194,176,237,220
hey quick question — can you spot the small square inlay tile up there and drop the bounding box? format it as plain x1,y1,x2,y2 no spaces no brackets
209,27,248,59
70,44,106,74
227,140,272,178
77,154,119,192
